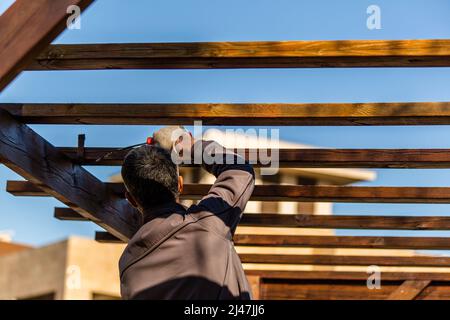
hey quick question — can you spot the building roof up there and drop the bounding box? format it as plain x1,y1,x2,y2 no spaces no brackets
0,241,31,257
111,129,376,185
201,129,376,184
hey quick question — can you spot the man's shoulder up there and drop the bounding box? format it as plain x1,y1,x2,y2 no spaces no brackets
119,212,191,272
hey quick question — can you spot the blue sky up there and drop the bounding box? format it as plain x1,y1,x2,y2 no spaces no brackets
2,0,450,247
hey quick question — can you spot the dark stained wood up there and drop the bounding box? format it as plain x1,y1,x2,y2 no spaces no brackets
242,213,450,230
0,110,137,241
417,282,450,300
7,180,124,196
260,280,400,300
48,147,450,168
260,280,450,300
5,102,450,126
96,230,450,250
10,181,450,203
95,231,122,243
234,185,450,203
240,254,450,267
54,207,88,221
55,207,450,230
27,40,450,70
245,270,450,281
234,234,450,250
0,0,94,91
387,280,431,300
7,181,48,197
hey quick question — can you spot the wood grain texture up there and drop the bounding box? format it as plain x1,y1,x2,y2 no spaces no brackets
246,275,261,300
95,231,122,243
11,181,450,203
260,280,400,300
96,231,450,250
416,282,450,300
260,280,450,300
0,0,94,90
234,234,450,250
54,207,87,221
4,102,450,126
0,110,137,241
56,207,450,230
386,280,431,300
239,254,450,267
245,270,450,281
27,40,450,70
242,213,450,230
49,146,450,168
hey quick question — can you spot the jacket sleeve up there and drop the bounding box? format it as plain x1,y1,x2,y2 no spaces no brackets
187,140,255,236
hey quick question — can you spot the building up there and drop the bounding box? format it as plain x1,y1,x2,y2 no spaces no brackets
0,239,30,258
184,129,376,215
0,237,124,300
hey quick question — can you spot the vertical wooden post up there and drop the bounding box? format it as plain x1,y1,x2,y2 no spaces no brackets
247,275,261,300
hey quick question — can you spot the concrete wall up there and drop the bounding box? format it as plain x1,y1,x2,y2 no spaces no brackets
0,237,125,300
64,237,125,300
0,240,67,300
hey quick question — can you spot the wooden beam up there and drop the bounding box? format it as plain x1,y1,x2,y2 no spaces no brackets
48,147,450,168
0,110,137,241
245,270,450,281
54,207,88,221
0,0,94,91
11,181,450,203
4,102,450,126
56,207,450,230
246,275,261,300
27,40,450,70
8,180,124,196
240,254,450,267
234,234,450,250
96,231,450,250
387,280,431,300
242,213,450,230
95,231,122,243
93,231,450,266
260,280,399,300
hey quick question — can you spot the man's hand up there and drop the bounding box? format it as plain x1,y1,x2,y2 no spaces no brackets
152,126,188,150
153,126,194,158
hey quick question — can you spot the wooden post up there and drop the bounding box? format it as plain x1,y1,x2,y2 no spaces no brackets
246,275,261,300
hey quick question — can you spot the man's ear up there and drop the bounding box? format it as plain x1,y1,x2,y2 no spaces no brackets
178,175,184,194
125,191,139,208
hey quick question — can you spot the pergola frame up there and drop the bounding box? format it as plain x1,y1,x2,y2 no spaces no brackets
2,0,450,299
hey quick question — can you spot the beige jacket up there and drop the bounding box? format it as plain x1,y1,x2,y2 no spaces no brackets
119,141,255,300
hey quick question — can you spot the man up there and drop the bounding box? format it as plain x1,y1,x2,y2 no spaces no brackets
119,127,255,300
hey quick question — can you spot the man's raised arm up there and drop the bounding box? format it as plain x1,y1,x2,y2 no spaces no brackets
188,139,255,235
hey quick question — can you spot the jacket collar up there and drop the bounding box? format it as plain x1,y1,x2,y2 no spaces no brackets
142,202,187,225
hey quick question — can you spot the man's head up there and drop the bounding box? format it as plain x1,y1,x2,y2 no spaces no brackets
121,145,183,211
